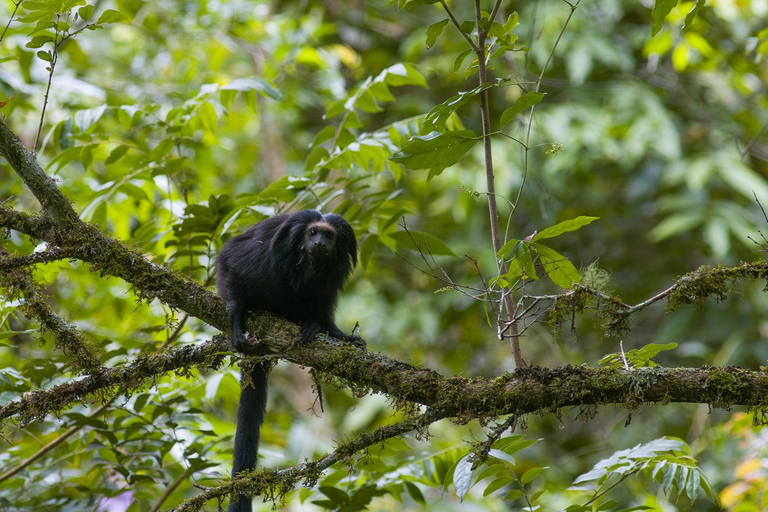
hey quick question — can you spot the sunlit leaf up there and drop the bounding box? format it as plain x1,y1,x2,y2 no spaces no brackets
500,91,545,129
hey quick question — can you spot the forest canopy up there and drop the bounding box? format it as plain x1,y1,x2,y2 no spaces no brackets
1,0,768,511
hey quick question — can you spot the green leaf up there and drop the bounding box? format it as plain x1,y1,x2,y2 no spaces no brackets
96,9,129,24
488,448,516,466
521,466,548,484
318,486,349,504
597,499,619,510
199,101,218,132
648,213,701,242
221,77,282,100
453,455,473,501
388,229,457,257
360,234,379,270
311,125,336,148
683,0,706,29
390,130,478,178
533,216,599,241
503,11,519,32
73,105,106,133
500,91,545,129
25,34,55,48
105,145,129,165
651,0,678,36
36,50,51,62
513,242,537,280
62,0,86,11
423,82,504,133
500,438,539,455
532,243,581,288
426,18,449,48
497,238,519,260
454,48,473,71
482,475,513,496
404,482,426,506
78,4,94,21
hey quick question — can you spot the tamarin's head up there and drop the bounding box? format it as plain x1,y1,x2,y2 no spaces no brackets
304,220,337,259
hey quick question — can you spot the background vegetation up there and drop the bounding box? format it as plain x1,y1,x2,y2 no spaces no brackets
1,0,768,510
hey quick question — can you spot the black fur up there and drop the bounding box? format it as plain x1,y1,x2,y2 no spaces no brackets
216,210,362,512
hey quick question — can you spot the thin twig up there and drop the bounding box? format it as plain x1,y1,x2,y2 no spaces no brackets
740,118,768,161
438,0,479,52
513,0,582,217
0,0,21,43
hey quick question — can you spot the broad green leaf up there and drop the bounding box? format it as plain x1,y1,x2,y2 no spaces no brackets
454,48,473,71
533,216,599,241
500,91,545,129
686,467,700,502
597,499,619,510
257,175,311,202
503,11,519,32
521,466,548,484
501,438,539,455
426,19,449,48
532,243,581,288
390,130,477,179
199,101,218,132
73,105,106,133
22,0,61,12
633,342,678,363
513,243,538,280
78,4,93,21
380,63,428,88
0,329,37,340
62,0,86,11
221,77,282,100
488,448,516,466
423,81,504,133
482,475,513,496
651,0,678,36
96,9,129,24
404,482,426,506
497,238,519,259
648,213,701,242
453,455,473,501
388,230,457,257
105,145,129,165
311,126,336,148
360,234,379,270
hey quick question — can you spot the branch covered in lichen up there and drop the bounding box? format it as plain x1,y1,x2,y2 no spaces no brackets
545,261,768,338
0,335,230,426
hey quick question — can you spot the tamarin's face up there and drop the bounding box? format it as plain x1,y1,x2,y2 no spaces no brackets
305,221,337,259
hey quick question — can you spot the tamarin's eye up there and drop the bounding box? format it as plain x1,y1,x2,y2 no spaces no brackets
309,228,316,235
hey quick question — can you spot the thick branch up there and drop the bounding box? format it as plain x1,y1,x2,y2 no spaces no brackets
0,335,231,426
0,246,72,271
4,321,768,426
0,204,56,240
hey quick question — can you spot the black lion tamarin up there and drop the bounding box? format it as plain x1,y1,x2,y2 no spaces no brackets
216,209,363,512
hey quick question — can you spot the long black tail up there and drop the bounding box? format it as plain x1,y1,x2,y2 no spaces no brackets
228,361,269,512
